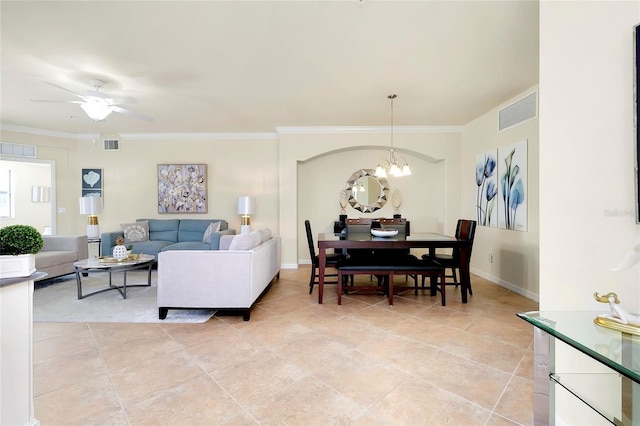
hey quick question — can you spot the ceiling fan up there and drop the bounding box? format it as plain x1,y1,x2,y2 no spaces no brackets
32,79,153,122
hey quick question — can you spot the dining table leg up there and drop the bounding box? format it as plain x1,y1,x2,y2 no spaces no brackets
428,248,438,297
458,245,470,303
318,246,326,304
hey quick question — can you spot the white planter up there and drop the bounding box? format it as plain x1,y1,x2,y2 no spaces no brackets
0,254,36,279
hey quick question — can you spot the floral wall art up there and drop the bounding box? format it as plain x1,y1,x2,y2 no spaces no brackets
157,164,207,213
497,140,527,231
476,150,498,227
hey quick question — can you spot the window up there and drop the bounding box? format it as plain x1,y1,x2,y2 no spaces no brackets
0,168,13,218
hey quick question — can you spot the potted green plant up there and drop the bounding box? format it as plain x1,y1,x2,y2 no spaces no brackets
0,224,44,279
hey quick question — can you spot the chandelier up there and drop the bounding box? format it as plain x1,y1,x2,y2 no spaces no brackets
374,94,412,178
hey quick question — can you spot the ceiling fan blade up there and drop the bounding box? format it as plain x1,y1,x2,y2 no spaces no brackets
31,99,83,104
110,105,153,122
43,81,85,99
106,96,137,105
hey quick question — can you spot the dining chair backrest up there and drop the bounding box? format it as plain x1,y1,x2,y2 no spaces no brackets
454,219,477,260
346,218,372,234
380,218,407,235
304,220,317,262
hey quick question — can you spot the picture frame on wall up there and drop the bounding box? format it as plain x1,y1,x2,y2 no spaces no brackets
157,164,207,213
81,168,102,198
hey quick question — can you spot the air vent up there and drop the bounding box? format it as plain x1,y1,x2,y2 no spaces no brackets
0,142,37,158
103,139,119,151
498,92,537,131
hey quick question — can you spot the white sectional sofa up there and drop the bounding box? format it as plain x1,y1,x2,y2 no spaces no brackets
157,229,280,321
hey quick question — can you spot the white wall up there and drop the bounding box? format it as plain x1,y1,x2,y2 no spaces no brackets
74,136,281,237
540,1,640,311
462,88,540,300
540,2,640,422
0,131,280,238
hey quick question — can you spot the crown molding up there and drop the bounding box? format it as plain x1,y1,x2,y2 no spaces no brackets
0,123,99,140
275,125,464,134
1,123,464,140
120,132,279,140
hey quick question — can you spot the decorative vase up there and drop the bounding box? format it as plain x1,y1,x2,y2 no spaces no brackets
112,245,128,260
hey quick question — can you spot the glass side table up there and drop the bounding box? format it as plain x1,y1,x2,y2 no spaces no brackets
518,311,640,425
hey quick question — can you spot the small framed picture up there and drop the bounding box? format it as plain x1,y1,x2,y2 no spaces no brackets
81,168,102,198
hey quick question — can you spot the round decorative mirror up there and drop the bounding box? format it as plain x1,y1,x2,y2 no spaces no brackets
345,169,389,213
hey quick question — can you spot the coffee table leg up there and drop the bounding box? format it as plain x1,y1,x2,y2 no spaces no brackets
75,268,84,299
146,263,153,286
123,270,127,299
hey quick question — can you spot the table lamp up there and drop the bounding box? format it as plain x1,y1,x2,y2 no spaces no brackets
237,196,255,234
79,196,103,238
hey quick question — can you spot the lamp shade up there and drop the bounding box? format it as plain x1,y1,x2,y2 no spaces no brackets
79,196,103,215
237,196,255,215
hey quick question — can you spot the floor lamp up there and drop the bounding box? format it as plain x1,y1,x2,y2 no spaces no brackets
79,196,102,239
237,196,255,235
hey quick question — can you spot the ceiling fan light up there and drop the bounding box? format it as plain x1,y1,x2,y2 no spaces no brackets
80,101,112,121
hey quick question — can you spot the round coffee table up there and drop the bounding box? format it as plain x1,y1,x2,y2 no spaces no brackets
74,254,155,299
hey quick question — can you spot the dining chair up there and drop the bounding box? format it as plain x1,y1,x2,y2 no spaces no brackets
379,218,408,235
423,219,477,295
305,220,346,294
345,218,373,234
378,218,413,280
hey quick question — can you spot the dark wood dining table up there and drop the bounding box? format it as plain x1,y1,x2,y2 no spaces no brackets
316,232,472,304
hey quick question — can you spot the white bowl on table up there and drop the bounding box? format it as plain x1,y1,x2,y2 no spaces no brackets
370,228,399,237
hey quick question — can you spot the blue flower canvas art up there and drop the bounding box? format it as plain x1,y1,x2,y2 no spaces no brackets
498,140,527,231
476,150,498,227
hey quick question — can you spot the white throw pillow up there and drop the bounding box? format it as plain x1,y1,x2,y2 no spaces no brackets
256,228,272,243
121,221,149,244
202,221,221,242
228,232,261,250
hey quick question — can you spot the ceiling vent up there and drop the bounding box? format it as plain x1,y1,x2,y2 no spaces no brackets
103,139,119,151
0,142,37,158
498,92,537,131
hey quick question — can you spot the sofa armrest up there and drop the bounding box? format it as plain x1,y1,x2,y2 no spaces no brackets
209,228,236,250
101,231,123,255
41,235,88,259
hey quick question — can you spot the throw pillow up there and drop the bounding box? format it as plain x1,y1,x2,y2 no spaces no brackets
252,228,270,244
258,228,272,243
228,232,261,250
120,221,149,244
202,221,221,242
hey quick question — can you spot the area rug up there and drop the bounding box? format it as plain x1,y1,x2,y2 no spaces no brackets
33,270,216,323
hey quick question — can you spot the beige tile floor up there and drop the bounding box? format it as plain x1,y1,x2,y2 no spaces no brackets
33,267,538,425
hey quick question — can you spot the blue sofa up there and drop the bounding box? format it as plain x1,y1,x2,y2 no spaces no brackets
101,218,236,259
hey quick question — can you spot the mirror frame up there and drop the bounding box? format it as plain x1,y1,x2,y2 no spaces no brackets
345,169,389,213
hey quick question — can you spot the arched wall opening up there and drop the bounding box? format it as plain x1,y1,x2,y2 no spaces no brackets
297,146,447,262
278,129,463,267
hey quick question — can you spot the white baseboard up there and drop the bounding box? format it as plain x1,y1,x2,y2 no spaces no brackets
281,263,300,269
471,268,539,303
